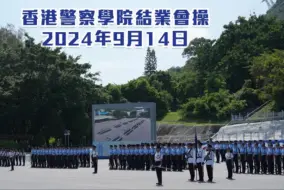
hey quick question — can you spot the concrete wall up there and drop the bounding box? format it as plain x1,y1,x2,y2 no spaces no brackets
156,123,223,142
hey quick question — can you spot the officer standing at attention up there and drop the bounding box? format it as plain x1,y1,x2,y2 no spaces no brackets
117,145,122,170
113,145,118,169
154,145,163,186
246,141,253,174
281,144,284,172
9,149,15,171
196,141,205,182
129,145,134,170
143,144,148,170
170,144,176,171
176,144,183,171
160,144,165,171
146,144,152,171
214,141,220,163
232,141,239,173
92,145,98,174
253,143,260,174
150,144,155,171
121,145,127,170
267,142,274,174
239,142,246,173
205,144,214,183
225,148,234,180
185,143,196,182
164,144,170,171
274,143,281,175
109,145,113,170
125,145,130,170
260,142,267,174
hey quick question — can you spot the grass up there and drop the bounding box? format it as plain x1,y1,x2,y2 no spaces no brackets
248,102,273,121
157,112,226,126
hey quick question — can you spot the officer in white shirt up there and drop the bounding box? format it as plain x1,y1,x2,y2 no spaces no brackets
205,144,215,183
91,146,98,174
196,141,205,182
225,148,234,180
154,145,163,186
9,150,15,171
185,143,196,182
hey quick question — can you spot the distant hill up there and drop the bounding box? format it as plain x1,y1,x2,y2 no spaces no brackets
267,0,284,19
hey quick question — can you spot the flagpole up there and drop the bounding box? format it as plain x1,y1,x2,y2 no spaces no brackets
194,126,198,181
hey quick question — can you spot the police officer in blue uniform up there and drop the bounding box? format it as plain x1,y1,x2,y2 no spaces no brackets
176,143,183,171
125,145,130,170
253,143,260,174
267,142,274,174
214,141,220,163
113,145,118,169
129,145,134,170
246,141,253,174
150,143,155,171
145,144,151,170
281,144,284,172
232,141,239,173
133,144,138,170
274,142,281,175
223,142,229,162
121,145,127,170
239,142,246,173
160,144,165,171
109,145,114,169
260,142,267,174
170,144,176,171
117,145,122,169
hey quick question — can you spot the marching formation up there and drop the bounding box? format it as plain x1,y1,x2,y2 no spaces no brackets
2,139,284,187
214,140,284,175
107,139,284,184
108,143,188,171
30,147,91,168
0,149,26,171
108,142,216,183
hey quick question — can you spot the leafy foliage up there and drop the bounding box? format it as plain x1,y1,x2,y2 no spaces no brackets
181,90,246,121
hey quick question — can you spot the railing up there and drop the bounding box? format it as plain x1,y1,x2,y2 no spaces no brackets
157,134,210,143
214,128,284,141
231,110,284,124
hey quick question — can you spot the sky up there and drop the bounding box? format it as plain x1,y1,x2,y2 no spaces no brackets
0,0,268,85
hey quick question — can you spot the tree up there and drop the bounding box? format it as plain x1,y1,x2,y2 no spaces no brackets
144,47,157,76
250,49,284,110
0,25,110,146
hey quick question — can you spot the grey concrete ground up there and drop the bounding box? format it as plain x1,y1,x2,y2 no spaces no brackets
1,160,284,189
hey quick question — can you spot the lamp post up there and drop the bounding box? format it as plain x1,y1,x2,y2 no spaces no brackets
64,130,70,147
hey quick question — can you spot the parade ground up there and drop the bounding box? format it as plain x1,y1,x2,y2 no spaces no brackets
1,160,283,189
